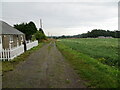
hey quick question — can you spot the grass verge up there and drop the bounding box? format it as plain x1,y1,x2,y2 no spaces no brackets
56,41,119,88
2,43,43,74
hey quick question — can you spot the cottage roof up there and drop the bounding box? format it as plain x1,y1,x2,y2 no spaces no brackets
0,20,24,35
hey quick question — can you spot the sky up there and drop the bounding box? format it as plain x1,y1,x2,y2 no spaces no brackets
0,0,119,36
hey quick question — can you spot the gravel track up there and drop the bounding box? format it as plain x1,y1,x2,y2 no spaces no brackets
2,42,86,88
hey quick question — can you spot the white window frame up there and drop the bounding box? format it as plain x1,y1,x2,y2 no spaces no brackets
21,35,23,42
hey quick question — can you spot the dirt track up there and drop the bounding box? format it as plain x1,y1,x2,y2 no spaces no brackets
2,42,86,88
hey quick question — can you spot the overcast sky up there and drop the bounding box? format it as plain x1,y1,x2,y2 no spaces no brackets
0,0,119,36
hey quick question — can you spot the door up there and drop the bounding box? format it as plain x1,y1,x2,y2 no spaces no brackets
0,35,2,51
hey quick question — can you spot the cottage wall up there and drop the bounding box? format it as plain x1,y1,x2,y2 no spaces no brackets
2,34,25,49
13,35,17,47
0,35,2,50
18,35,21,45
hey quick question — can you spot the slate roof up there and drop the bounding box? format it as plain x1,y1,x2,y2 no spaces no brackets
0,20,24,35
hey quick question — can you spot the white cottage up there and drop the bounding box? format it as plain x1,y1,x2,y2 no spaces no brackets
0,21,25,60
0,20,38,60
0,20,25,50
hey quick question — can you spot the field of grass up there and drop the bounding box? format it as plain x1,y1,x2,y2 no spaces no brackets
56,38,119,88
2,43,44,73
59,38,118,67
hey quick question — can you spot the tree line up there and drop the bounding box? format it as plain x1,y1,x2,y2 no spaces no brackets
54,29,120,39
14,21,46,42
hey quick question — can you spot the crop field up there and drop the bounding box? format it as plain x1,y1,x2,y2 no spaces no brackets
59,38,118,67
56,38,119,88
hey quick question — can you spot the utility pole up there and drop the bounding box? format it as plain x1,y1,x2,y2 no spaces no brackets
40,19,42,29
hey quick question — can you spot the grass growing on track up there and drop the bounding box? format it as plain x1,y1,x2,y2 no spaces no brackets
2,43,43,73
56,41,119,88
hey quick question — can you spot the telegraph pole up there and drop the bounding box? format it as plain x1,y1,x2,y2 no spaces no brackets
40,19,42,29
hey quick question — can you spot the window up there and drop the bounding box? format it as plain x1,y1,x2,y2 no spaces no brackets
21,35,23,41
9,35,13,43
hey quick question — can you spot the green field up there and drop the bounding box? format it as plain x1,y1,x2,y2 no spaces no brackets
59,38,118,67
56,38,119,88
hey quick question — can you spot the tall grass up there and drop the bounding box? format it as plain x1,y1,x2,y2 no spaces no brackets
60,38,118,67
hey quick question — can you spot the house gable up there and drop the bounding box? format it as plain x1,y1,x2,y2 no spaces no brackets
0,20,24,35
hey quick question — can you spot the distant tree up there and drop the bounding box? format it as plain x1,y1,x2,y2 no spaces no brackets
115,31,120,38
56,29,120,38
61,35,66,38
79,29,120,38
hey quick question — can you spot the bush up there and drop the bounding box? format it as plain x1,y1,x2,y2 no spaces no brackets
34,31,46,42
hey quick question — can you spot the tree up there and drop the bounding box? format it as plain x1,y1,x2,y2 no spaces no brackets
14,21,37,40
39,28,44,34
34,31,46,42
55,29,120,38
79,29,120,38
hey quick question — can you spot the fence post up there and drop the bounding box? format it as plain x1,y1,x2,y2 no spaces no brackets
8,49,10,61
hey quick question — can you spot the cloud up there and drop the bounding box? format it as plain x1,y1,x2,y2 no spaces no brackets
1,1,118,36
1,0,120,2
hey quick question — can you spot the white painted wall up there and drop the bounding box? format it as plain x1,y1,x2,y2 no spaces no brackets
26,40,38,50
0,36,2,51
